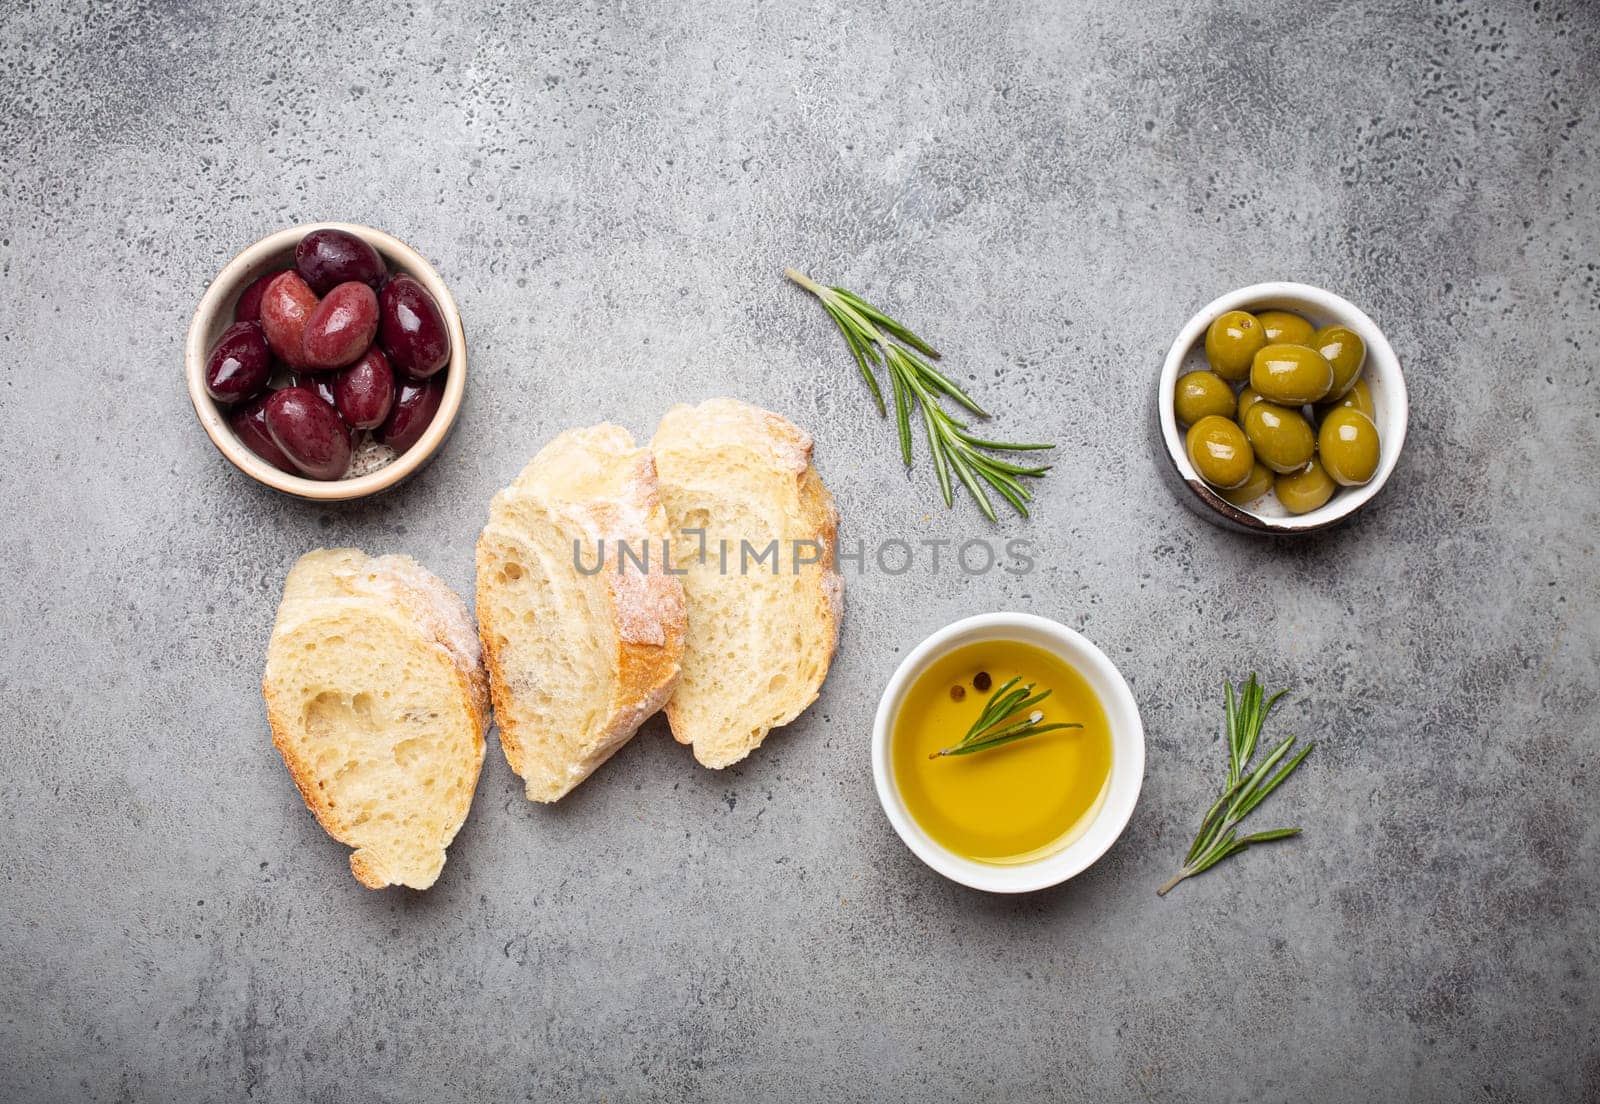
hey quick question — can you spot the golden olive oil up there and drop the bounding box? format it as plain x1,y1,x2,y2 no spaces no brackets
892,640,1113,864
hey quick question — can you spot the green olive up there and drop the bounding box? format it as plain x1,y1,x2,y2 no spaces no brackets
1221,461,1274,506
1243,401,1316,473
1251,343,1334,404
1318,407,1381,486
1185,415,1255,489
1204,310,1265,381
1319,376,1375,421
1173,370,1236,426
1275,458,1336,514
1313,325,1366,399
1236,386,1263,422
1258,309,1315,346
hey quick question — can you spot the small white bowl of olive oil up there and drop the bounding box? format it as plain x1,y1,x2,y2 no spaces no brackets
871,613,1145,893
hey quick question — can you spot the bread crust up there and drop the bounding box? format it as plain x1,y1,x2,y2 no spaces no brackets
262,549,488,890
477,425,686,801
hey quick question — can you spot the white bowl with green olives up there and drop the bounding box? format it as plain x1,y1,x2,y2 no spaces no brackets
1157,282,1407,534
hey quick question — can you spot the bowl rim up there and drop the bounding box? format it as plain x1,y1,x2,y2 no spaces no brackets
1158,281,1408,533
870,612,1146,893
184,221,467,501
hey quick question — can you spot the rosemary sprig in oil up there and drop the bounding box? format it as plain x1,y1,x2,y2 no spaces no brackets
785,268,1054,521
930,676,1081,759
1158,674,1315,896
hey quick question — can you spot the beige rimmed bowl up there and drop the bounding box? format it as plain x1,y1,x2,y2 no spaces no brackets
184,222,466,501
1156,282,1407,534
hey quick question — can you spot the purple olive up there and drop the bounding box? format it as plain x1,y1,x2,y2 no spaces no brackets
302,281,380,370
379,274,450,380
259,271,318,370
333,347,396,429
235,269,287,324
228,394,297,473
377,376,444,454
290,376,360,450
263,386,352,480
295,228,386,295
289,369,338,410
204,321,272,404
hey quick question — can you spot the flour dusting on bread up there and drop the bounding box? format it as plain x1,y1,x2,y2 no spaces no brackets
477,424,686,802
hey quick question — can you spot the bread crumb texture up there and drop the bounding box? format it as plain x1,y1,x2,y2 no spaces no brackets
263,549,488,890
652,398,843,768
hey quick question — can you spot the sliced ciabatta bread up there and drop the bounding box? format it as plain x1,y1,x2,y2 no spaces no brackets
263,548,488,890
651,397,844,768
477,423,686,801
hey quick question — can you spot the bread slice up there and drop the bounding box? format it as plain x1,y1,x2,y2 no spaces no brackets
263,549,488,890
476,424,686,801
651,398,844,768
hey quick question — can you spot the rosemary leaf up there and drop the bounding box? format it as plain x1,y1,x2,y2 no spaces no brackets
938,723,1078,757
1229,734,1299,815
921,399,955,506
889,366,913,465
930,677,1080,759
1159,675,1314,897
836,317,885,415
831,286,940,358
948,448,998,522
1234,741,1316,821
785,268,1052,520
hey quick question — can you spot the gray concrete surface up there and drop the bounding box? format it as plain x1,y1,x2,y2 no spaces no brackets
2,0,1597,1100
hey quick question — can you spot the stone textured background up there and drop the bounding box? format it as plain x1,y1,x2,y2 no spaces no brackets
2,0,1596,1100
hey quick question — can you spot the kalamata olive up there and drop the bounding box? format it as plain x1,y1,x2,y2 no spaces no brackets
295,228,387,295
289,370,338,410
287,371,362,445
234,269,287,324
301,281,379,370
333,347,396,429
259,272,319,369
379,274,450,379
263,386,352,480
204,321,272,404
377,375,444,454
228,394,297,473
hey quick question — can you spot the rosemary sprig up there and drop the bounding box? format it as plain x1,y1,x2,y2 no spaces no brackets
930,676,1081,759
1157,674,1315,896
784,268,1054,521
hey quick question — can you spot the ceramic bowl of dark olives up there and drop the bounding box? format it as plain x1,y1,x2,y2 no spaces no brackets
1157,282,1407,534
185,223,466,500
